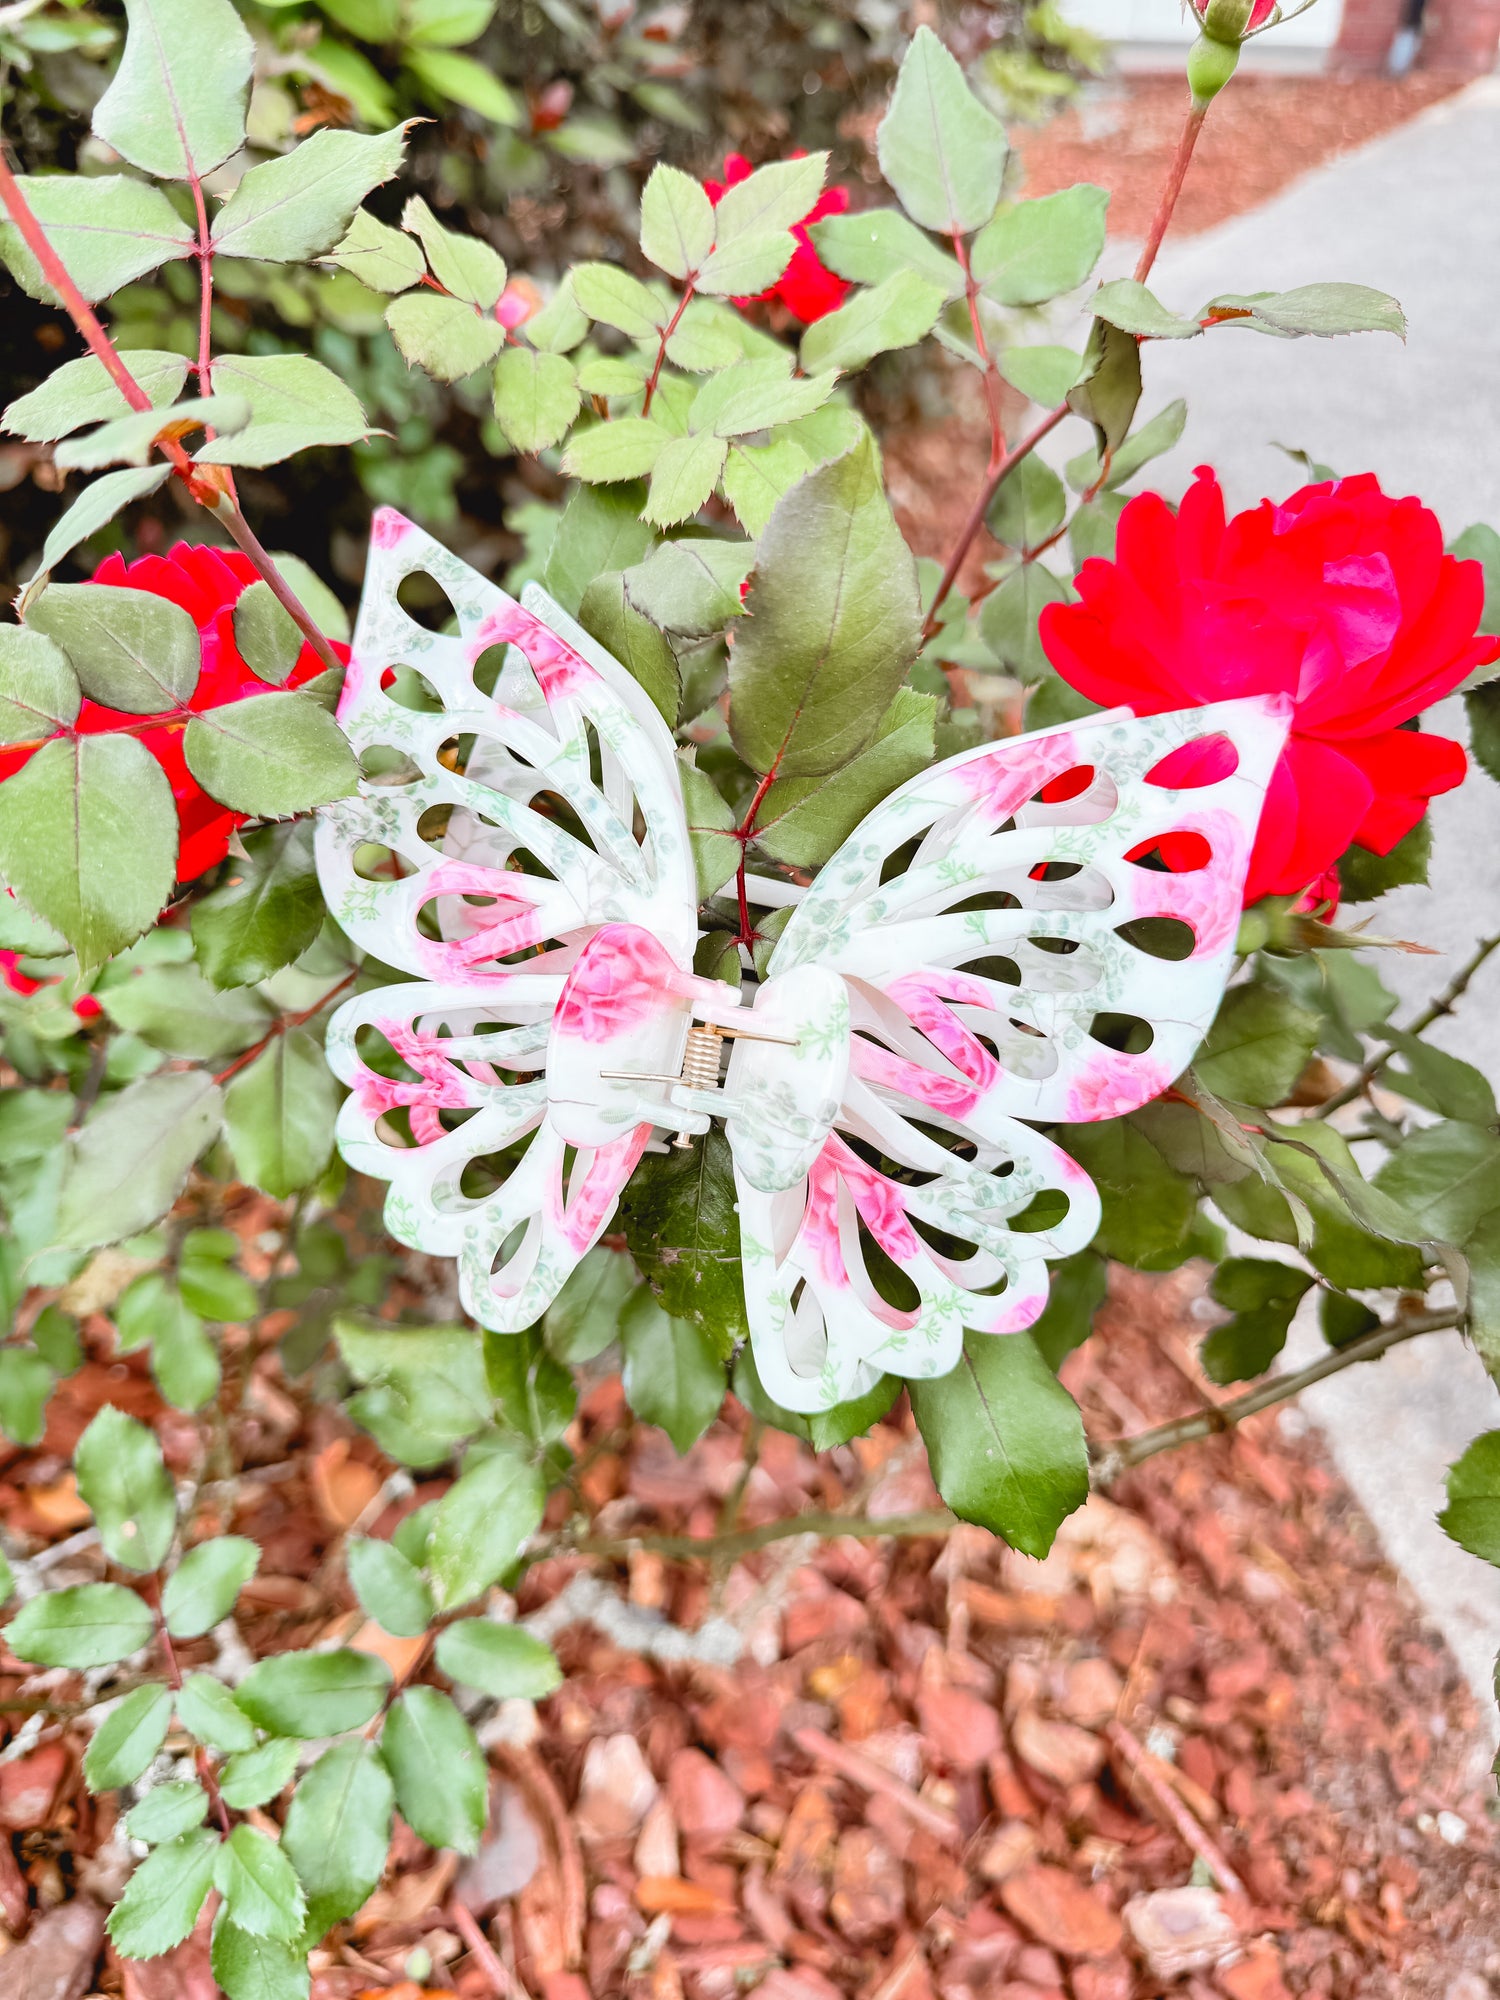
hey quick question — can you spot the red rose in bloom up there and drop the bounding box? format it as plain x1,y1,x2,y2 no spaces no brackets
0,545,340,884
1040,468,1498,902
705,153,850,323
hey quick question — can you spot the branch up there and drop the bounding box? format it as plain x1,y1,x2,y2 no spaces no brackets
1310,929,1500,1120
213,969,358,1087
568,1506,956,1566
642,284,694,418
1133,100,1209,284
1091,1306,1464,1482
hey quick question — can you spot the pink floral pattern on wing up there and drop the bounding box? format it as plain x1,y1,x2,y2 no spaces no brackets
1128,808,1250,958
554,924,685,1043
1065,1052,1176,1122
852,1036,983,1122
885,971,1003,1091
546,1128,652,1250
371,508,412,550
956,733,1086,823
472,603,599,701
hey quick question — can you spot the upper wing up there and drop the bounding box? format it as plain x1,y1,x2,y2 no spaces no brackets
316,509,698,1331
731,694,1289,1409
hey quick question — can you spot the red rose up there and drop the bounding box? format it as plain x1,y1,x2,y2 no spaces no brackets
1039,468,1497,903
0,545,339,884
705,152,850,323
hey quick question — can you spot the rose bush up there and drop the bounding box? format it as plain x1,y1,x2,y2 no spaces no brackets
1041,467,1497,900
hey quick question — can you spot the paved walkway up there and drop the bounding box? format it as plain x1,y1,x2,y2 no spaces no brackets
1083,79,1500,1733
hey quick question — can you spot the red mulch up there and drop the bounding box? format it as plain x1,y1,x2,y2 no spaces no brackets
1011,74,1466,241
0,1213,1494,2000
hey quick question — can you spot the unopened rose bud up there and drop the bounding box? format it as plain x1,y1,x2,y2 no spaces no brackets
1186,29,1242,105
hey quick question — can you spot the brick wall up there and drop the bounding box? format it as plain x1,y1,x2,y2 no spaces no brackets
1333,0,1500,69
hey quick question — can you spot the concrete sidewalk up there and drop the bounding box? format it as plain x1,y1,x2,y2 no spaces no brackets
1095,80,1500,1731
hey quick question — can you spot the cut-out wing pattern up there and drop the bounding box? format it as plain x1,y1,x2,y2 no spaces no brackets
316,514,1290,1410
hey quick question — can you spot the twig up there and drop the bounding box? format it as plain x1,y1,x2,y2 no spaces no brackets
792,1724,961,1844
451,1900,522,1997
1310,929,1500,1120
1106,1718,1244,1892
213,969,358,1087
1133,101,1209,283
1092,1308,1463,1481
569,1506,955,1566
642,284,695,418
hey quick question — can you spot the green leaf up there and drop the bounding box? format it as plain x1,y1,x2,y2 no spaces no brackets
323,207,425,293
644,432,728,528
730,434,920,778
434,1619,562,1699
31,1305,79,1376
521,275,589,355
1029,1250,1108,1372
0,626,79,744
164,1536,260,1639
1062,1120,1196,1267
185,691,357,816
115,1271,220,1412
213,126,409,263
1337,817,1432,900
677,759,738,899
336,1316,491,1456
640,162,715,278
191,822,324,990
381,1686,487,1855
25,583,198,715
877,26,1008,236
1210,282,1405,339
427,1442,544,1610
999,344,1083,407
972,185,1109,307
0,176,194,305
987,455,1067,552
910,1332,1086,1556
618,1283,725,1453
543,482,655,616
224,1028,341,1200
282,1741,393,1942
978,564,1068,683
210,1921,310,2000
577,573,679,726
126,1781,209,1845
1067,319,1142,455
347,1537,433,1638
696,231,796,298
400,194,505,307
712,155,827,242
1375,1120,1500,1245
220,1739,301,1812
810,208,962,295
1201,1257,1313,1384
619,1127,747,1343
0,1349,52,1448
200,355,369,467
1196,983,1322,1107
3,351,190,444
35,465,172,584
52,396,247,474
57,1070,223,1249
721,438,812,538
233,582,304,688
93,0,252,180
689,359,838,441
1381,1025,1498,1125
485,1327,573,1449
8,1583,154,1668
624,538,752,639
106,1829,219,1960
1066,398,1188,495
1452,522,1500,644
177,1670,256,1753
214,1825,307,1942
800,269,945,376
491,346,580,455
1440,1431,1500,1564
1468,681,1500,786
570,263,663,340
1089,278,1200,340
236,1648,392,1738
405,45,520,122
561,417,669,485
753,687,936,869
76,1405,175,1571
84,1681,174,1791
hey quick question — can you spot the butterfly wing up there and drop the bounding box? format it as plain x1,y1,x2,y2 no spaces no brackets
729,694,1290,1410
316,508,699,1331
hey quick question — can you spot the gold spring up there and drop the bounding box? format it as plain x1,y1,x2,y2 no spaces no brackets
679,1024,724,1092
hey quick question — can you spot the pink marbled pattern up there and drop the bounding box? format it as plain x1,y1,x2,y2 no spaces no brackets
371,508,412,550
1065,1052,1175,1122
885,972,1002,1092
1128,808,1250,958
472,603,599,701
554,924,681,1044
355,1017,475,1134
545,1128,652,1250
803,1136,920,1294
851,1036,983,1122
955,733,1085,823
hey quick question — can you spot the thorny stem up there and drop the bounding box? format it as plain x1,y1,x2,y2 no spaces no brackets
213,969,358,1087
1091,1307,1464,1481
570,1507,957,1565
642,284,695,418
733,763,780,948
1134,100,1209,285
0,145,340,672
149,1577,232,1835
1310,929,1500,1120
190,170,214,397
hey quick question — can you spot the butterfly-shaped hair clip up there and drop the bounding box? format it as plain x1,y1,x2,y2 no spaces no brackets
316,510,1290,1413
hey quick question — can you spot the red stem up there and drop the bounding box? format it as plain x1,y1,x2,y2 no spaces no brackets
214,970,358,1087
1133,101,1208,284
642,284,694,418
731,763,779,948
953,231,1005,470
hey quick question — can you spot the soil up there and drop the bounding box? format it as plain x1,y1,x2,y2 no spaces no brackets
0,1235,1494,2000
